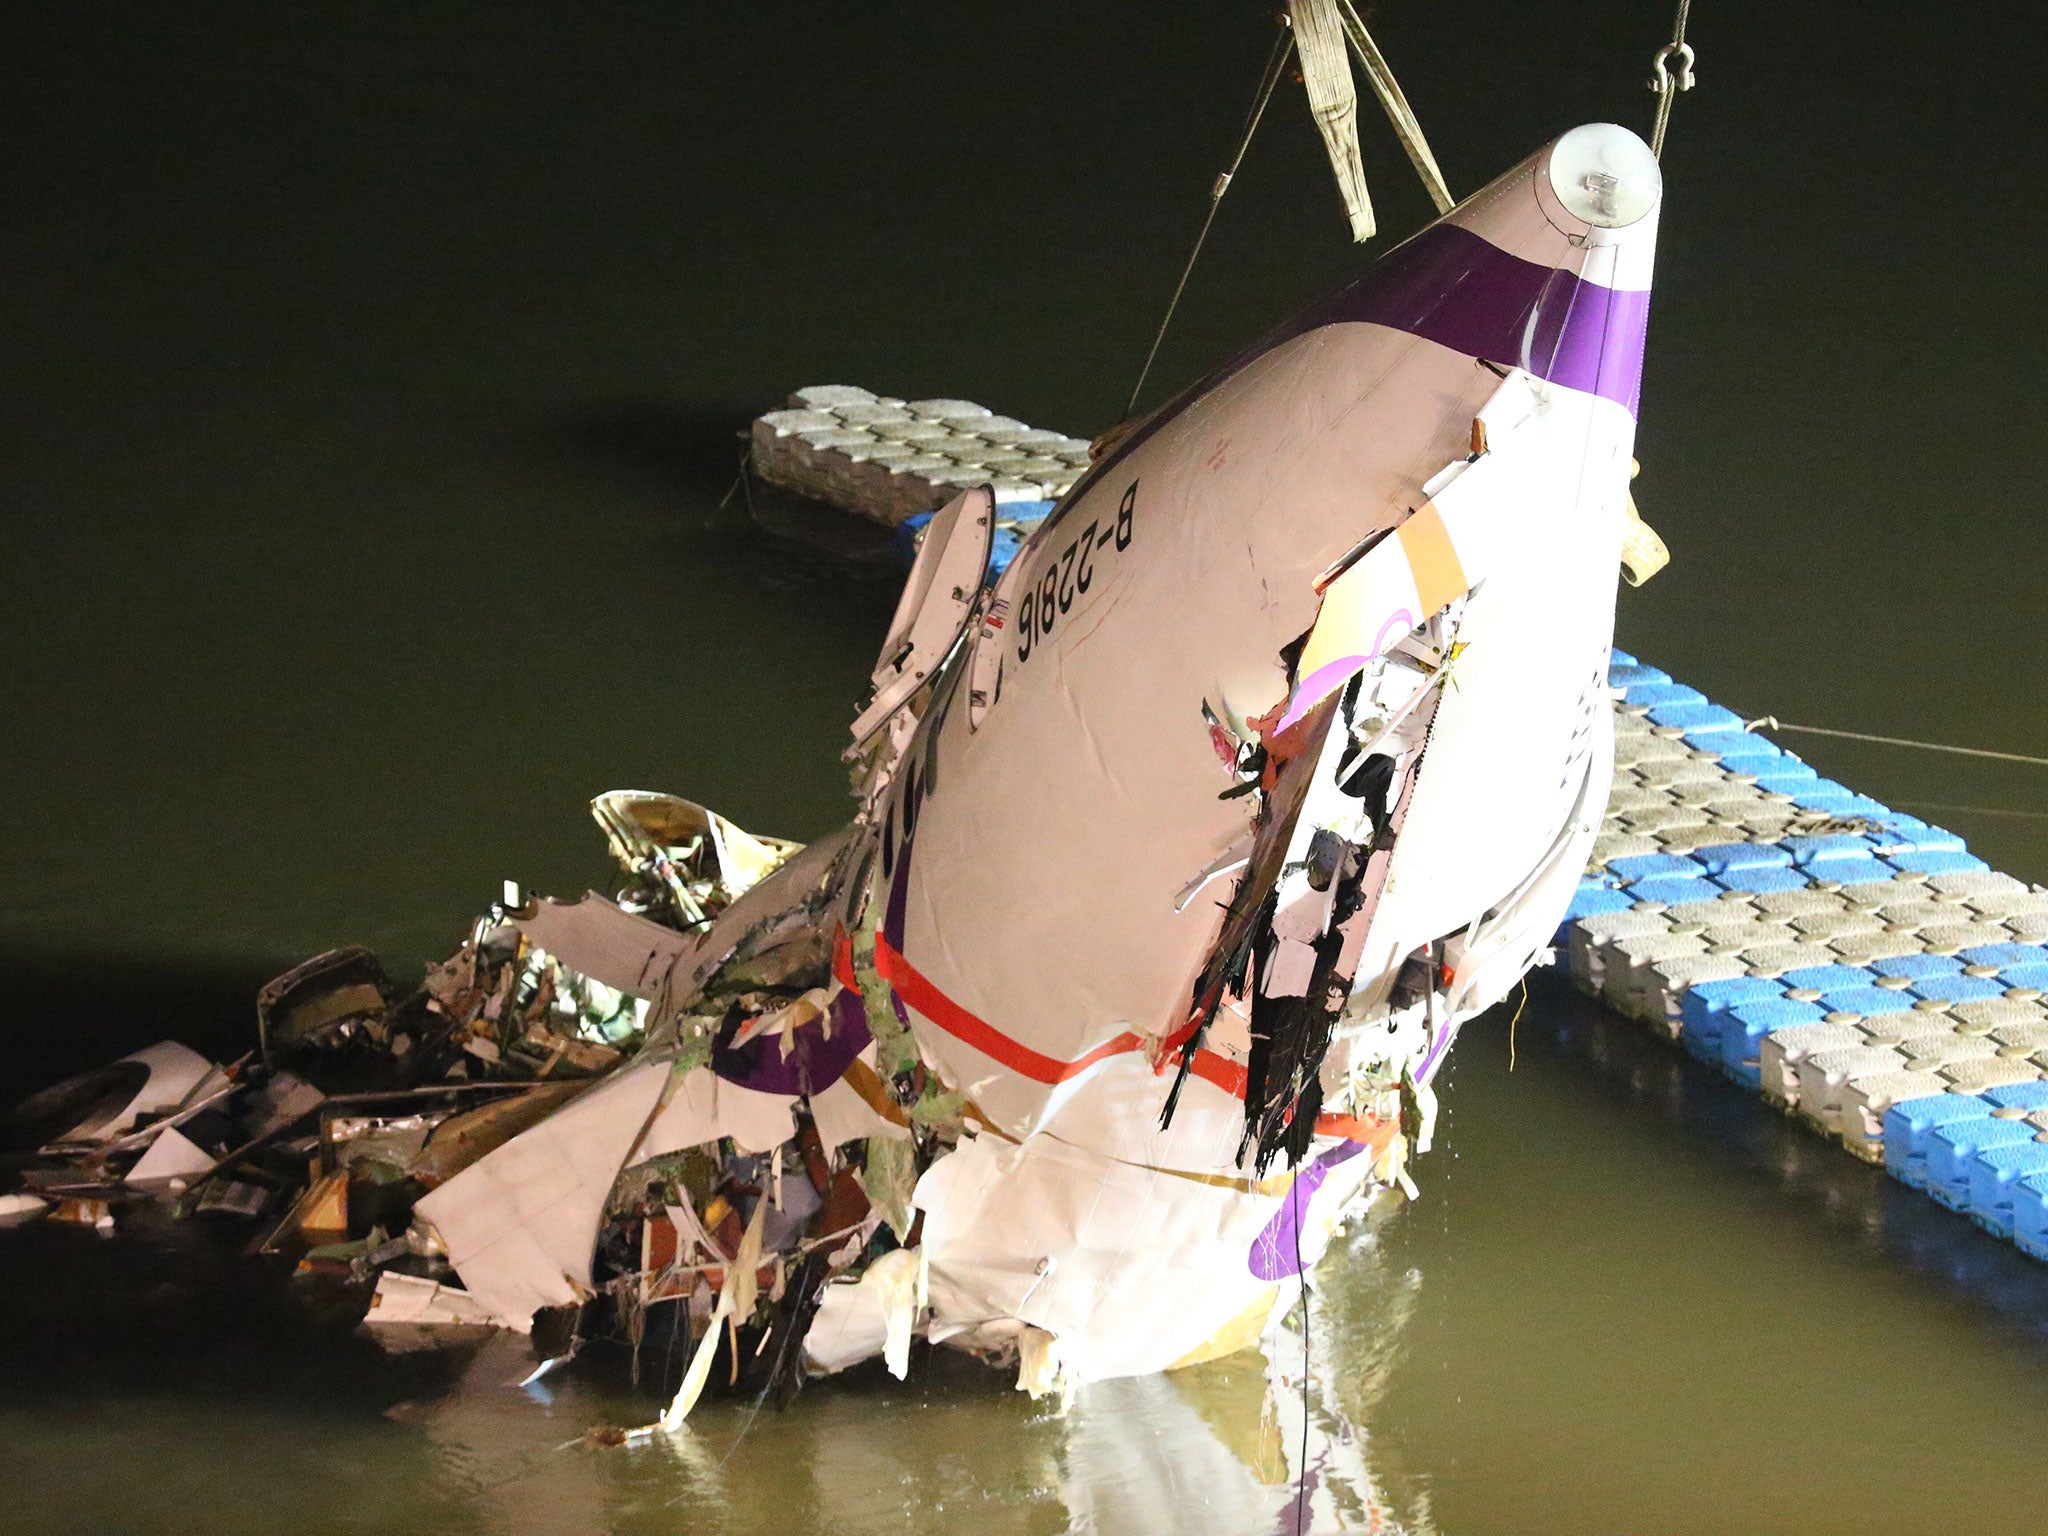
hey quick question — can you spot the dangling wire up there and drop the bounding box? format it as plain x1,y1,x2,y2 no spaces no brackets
1291,1173,1312,1534
1124,21,1295,420
1647,0,1696,159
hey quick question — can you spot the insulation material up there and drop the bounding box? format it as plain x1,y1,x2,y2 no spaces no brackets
868,1246,926,1380
1621,491,1670,585
1015,1325,1065,1400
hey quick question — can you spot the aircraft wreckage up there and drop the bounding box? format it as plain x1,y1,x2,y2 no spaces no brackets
5,119,1667,1413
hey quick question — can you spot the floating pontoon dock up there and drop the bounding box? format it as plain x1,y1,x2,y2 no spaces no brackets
1562,654,2048,1261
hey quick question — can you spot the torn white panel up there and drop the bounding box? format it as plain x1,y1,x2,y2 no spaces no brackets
913,1134,1289,1383
513,893,700,1002
805,1250,918,1375
364,1271,500,1327
52,1040,217,1146
125,1126,217,1185
417,1058,669,1329
1368,384,1628,963
626,1065,795,1162
850,485,994,750
728,987,830,1051
809,1046,910,1150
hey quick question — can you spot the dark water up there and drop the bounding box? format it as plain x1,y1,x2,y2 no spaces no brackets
3,2,2045,1531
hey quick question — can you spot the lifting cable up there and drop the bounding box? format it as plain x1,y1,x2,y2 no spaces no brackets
1647,0,1697,159
1123,5,1456,418
1333,0,1453,214
1124,22,1295,420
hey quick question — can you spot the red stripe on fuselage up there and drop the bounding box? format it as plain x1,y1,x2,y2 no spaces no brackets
866,937,1378,1142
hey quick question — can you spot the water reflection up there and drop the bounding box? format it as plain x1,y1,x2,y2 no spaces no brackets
1543,979,2048,1340
20,977,2048,1534
379,1209,1437,1535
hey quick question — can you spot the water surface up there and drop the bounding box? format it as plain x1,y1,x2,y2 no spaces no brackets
2,3,2044,1531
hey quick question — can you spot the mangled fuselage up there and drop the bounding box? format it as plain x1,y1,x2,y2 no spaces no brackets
419,123,1664,1393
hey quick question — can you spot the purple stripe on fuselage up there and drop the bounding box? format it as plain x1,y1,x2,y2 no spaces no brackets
1035,219,1649,543
1309,222,1650,417
1247,1140,1365,1280
711,986,872,1097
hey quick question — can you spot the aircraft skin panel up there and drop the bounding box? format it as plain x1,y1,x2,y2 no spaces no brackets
1370,386,1634,956
881,127,1659,1174
379,127,1671,1384
894,335,1489,1149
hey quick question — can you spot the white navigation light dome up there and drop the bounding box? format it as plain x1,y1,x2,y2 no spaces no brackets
1547,123,1661,228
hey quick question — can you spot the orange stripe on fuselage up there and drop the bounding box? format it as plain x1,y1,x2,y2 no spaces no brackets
1395,500,1468,615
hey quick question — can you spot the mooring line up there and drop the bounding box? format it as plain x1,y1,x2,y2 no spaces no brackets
1745,716,2048,769
1891,800,2048,823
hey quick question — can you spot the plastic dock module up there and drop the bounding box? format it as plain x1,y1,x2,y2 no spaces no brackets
1558,651,2048,1263
752,387,1089,530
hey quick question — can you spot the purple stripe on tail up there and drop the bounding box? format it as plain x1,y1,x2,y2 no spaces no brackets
1317,223,1651,416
